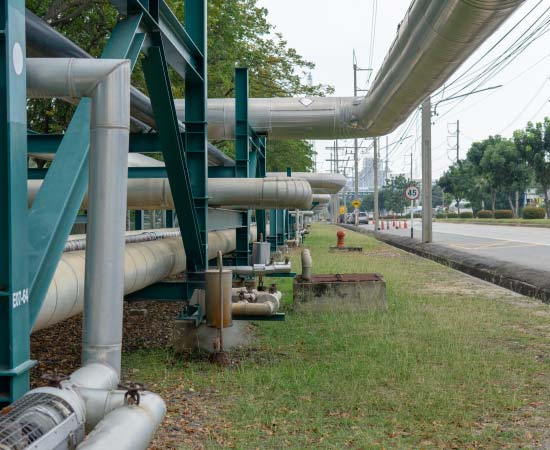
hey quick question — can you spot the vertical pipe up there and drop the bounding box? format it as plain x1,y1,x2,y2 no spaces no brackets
422,97,432,243
82,62,131,375
373,137,379,230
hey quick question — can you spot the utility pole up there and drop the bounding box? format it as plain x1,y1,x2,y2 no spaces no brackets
410,152,414,239
374,137,379,230
456,119,460,161
353,51,370,217
421,97,432,243
385,135,389,183
447,120,460,163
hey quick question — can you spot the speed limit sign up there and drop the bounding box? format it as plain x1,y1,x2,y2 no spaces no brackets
404,184,420,201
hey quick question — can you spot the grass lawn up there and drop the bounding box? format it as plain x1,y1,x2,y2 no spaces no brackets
124,223,549,450
435,218,550,227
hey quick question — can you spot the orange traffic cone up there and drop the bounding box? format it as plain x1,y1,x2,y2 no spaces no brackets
381,220,385,230
404,220,408,229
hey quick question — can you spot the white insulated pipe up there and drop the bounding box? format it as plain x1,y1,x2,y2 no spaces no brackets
34,227,257,331
267,172,346,195
28,177,313,210
312,194,331,205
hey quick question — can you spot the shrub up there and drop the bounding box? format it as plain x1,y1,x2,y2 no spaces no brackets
494,209,513,219
477,210,494,219
459,212,473,219
523,206,546,219
447,212,458,218
435,213,445,219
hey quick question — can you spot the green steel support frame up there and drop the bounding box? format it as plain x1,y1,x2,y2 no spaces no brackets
1,0,209,403
0,0,34,405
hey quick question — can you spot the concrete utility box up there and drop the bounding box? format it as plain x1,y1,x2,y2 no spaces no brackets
293,274,387,312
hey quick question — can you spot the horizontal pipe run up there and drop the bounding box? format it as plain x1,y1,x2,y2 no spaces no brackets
28,177,313,210
64,230,181,252
34,227,258,331
267,172,346,195
231,263,291,276
173,1,522,139
76,392,166,450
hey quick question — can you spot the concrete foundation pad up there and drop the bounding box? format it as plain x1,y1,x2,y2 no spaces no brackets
172,320,253,354
293,274,387,312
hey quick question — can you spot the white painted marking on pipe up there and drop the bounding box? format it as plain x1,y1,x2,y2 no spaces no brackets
12,42,23,75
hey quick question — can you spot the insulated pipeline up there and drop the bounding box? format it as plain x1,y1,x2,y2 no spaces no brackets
28,177,313,210
34,227,258,331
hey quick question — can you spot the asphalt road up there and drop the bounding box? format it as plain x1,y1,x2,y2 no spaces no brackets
359,220,550,272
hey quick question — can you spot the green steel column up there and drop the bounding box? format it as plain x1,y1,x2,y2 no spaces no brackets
166,210,174,228
184,0,208,271
255,136,267,242
0,0,34,404
142,42,206,271
269,210,277,251
135,210,144,230
235,68,250,265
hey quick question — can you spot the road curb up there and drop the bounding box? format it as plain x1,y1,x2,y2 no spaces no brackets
434,220,550,228
341,224,550,304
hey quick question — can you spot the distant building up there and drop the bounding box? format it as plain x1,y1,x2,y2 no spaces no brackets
358,157,385,190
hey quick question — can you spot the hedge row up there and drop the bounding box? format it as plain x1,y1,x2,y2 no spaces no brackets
523,207,546,219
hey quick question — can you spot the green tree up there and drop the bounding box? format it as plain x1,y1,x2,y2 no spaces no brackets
438,162,469,214
514,118,550,218
27,0,332,170
380,175,408,214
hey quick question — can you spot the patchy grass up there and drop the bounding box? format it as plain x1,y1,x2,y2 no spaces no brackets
124,223,550,450
435,218,550,228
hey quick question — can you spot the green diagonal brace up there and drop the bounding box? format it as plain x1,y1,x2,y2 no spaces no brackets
142,41,206,271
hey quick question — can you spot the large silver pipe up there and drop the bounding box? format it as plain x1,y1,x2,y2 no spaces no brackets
77,392,165,450
174,0,523,139
27,58,131,375
267,172,347,195
28,177,313,210
34,227,258,331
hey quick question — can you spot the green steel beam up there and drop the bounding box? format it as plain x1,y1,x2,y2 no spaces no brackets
142,40,206,271
255,136,267,242
184,0,208,272
28,132,164,154
116,0,202,80
27,16,145,328
235,68,250,265
0,0,34,404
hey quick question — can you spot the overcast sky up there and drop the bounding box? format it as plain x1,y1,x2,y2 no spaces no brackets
258,0,550,181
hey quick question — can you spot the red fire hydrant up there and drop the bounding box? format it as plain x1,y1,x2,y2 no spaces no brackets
337,230,346,248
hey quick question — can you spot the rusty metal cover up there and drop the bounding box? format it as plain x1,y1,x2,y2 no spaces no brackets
308,274,383,283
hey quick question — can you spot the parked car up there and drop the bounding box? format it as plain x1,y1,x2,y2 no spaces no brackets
358,212,369,224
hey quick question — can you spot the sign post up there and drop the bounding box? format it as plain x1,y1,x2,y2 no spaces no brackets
351,199,361,228
404,184,420,238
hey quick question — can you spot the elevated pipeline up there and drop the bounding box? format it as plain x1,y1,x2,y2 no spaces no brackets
28,177,313,210
174,0,524,139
